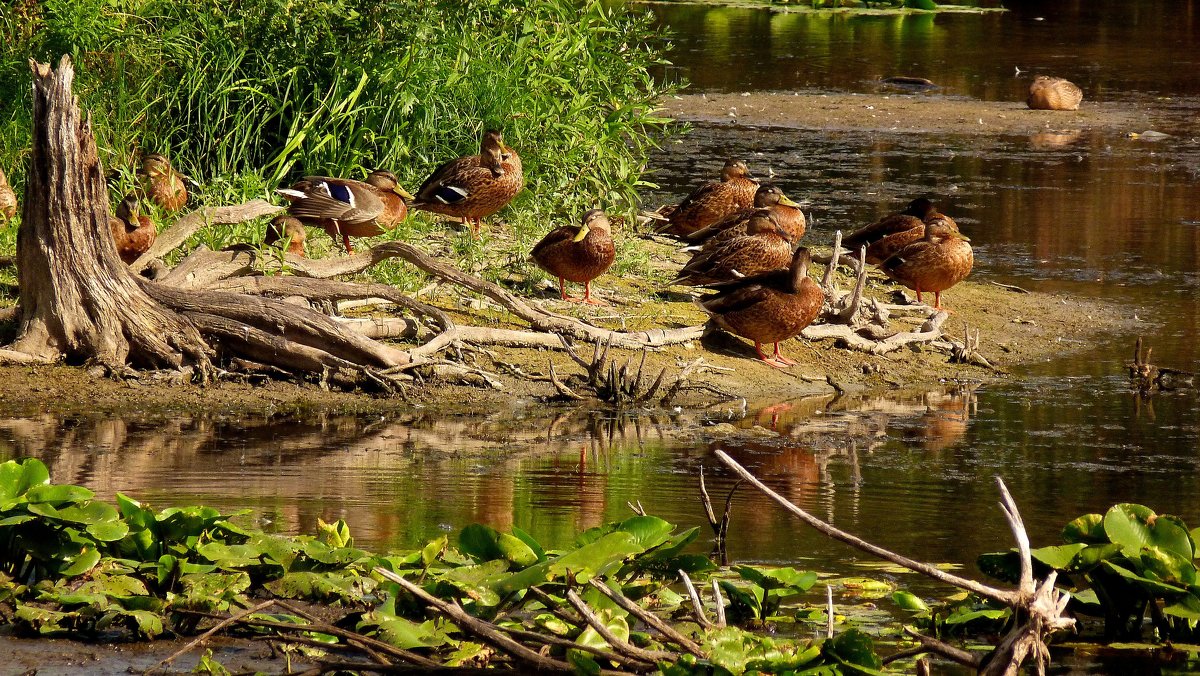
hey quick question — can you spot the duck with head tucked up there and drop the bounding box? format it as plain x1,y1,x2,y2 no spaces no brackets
878,214,973,310
412,129,524,238
530,209,615,305
698,246,824,369
842,198,956,264
0,168,17,220
277,169,413,253
264,215,308,258
673,210,794,287
1027,76,1083,111
655,158,759,237
140,153,189,213
109,193,157,264
683,183,806,246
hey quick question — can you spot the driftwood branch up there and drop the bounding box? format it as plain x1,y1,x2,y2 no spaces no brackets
131,200,283,272
715,450,1075,676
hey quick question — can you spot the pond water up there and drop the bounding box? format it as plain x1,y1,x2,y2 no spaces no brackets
3,0,1200,665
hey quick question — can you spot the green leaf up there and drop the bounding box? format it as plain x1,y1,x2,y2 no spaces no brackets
25,484,95,505
365,614,453,649
458,524,538,568
1063,513,1107,544
823,628,884,672
1104,504,1194,560
892,590,929,612
1031,543,1089,569
1164,594,1200,621
59,547,101,577
615,516,674,550
510,526,546,562
0,458,50,502
87,520,131,542
1070,543,1124,569
421,535,447,566
494,532,644,595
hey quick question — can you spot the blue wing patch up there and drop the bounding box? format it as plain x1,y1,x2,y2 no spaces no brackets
433,185,470,205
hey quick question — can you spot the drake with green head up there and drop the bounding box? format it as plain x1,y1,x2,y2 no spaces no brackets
277,169,413,253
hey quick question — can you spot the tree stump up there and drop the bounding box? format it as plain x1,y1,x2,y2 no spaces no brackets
13,56,210,369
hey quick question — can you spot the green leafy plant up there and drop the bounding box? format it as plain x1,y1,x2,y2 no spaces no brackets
980,503,1200,641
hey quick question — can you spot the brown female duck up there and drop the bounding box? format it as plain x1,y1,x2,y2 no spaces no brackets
1027,76,1083,111
673,211,793,286
264,215,308,257
0,168,16,220
842,198,953,264
277,169,413,253
109,193,156,264
683,183,806,246
656,159,759,237
878,215,973,310
140,153,189,212
698,246,824,368
530,209,615,305
412,129,523,238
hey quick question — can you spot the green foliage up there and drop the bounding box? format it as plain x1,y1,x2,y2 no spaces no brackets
980,503,1200,641
0,457,878,673
0,0,675,218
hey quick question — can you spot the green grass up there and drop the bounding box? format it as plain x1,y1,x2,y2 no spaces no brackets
0,0,680,284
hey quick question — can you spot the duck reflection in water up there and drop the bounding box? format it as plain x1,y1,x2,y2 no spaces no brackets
902,386,977,453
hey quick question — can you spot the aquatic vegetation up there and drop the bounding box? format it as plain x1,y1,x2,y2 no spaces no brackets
0,457,892,673
980,503,1200,642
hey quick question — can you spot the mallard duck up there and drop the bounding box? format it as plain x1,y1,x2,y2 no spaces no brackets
698,246,824,369
1027,76,1083,111
530,209,615,305
683,183,806,246
655,159,759,237
109,193,156,264
277,170,413,253
878,215,973,310
673,211,793,286
0,168,16,220
842,198,948,264
140,153,189,212
264,215,307,257
412,129,524,238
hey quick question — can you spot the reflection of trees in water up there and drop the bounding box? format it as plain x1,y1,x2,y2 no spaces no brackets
0,389,977,552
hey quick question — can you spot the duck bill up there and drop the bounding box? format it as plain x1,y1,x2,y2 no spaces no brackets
777,195,801,208
951,231,971,242
573,223,591,242
394,186,416,201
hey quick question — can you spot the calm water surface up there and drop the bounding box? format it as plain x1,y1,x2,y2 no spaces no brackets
3,2,1200,663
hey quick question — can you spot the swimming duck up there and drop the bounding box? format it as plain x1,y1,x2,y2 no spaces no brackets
140,153,189,212
109,193,156,264
412,129,524,238
530,209,615,305
683,183,806,246
673,211,793,286
655,159,759,237
1027,76,1083,111
0,168,16,220
878,215,973,310
698,246,824,368
264,215,307,257
842,198,948,264
277,170,413,253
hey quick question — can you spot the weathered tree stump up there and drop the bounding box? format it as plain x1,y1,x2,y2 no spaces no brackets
12,57,210,370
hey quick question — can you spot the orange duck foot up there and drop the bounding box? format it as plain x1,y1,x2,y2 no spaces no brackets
771,343,797,366
755,342,792,369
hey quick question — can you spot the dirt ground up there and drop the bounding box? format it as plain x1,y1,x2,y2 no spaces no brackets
661,90,1165,135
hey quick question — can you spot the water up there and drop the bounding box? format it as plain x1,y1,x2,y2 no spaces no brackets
3,0,1200,660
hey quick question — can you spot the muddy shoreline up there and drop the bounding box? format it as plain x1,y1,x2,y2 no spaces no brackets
0,92,1146,416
